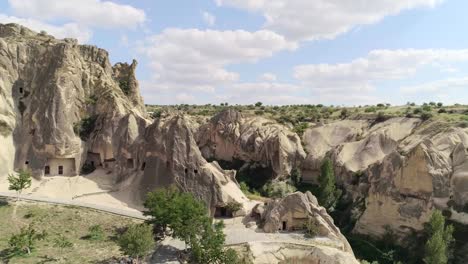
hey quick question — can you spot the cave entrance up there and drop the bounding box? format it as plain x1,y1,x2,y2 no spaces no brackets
282,221,287,231
214,207,233,218
44,166,50,175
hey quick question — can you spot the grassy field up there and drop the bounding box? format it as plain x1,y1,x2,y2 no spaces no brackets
0,199,142,264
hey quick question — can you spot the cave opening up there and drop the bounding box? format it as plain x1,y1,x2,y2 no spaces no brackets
216,159,273,192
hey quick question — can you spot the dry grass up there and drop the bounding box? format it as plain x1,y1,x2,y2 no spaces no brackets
0,199,142,264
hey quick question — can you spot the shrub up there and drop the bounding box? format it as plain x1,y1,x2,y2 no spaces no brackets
365,107,377,113
261,181,296,198
119,80,130,95
254,110,264,115
421,112,433,121
87,225,105,241
226,201,242,213
304,219,318,237
53,234,73,252
80,163,96,175
255,102,263,107
74,115,98,141
8,225,46,256
293,122,309,136
422,105,432,112
318,158,341,210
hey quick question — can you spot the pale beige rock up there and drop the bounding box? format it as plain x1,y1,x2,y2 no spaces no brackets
261,192,353,254
198,109,306,180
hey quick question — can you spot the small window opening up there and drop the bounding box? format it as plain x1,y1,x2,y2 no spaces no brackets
25,161,29,165
194,169,198,174
44,166,50,175
19,87,23,94
58,166,64,175
282,221,287,231
141,162,146,171
127,159,134,169
185,168,188,174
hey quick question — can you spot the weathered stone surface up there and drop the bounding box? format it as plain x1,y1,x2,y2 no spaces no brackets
140,114,249,213
197,109,306,180
0,24,247,216
261,191,353,254
302,117,468,238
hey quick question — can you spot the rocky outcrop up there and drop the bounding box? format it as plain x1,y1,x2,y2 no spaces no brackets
0,23,146,179
260,191,353,254
140,114,249,213
302,117,468,238
0,23,247,215
197,109,306,180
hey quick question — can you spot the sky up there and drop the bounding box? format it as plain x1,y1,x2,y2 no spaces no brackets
1,0,468,106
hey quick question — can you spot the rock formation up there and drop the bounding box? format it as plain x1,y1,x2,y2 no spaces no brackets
302,117,468,238
260,191,353,254
0,23,247,215
197,109,306,180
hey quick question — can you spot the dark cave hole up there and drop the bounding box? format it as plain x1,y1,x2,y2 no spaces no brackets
216,159,273,191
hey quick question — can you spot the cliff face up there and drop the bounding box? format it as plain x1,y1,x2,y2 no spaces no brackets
197,109,306,180
302,117,468,237
0,23,146,179
0,23,248,215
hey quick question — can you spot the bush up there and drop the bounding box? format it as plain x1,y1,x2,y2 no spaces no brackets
261,181,296,198
74,115,98,141
293,122,309,136
255,102,263,107
8,225,46,256
304,219,318,237
119,80,130,95
365,107,377,113
421,112,433,121
80,163,96,175
118,224,155,262
226,201,242,213
254,110,264,115
87,225,105,241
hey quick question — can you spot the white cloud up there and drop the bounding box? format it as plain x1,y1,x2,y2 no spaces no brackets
0,14,92,42
202,11,216,26
229,82,301,94
139,28,297,94
216,0,443,41
294,49,468,97
259,72,277,82
8,0,146,29
400,77,468,94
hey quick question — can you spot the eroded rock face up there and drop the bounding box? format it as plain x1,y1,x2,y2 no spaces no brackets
197,109,306,180
0,23,147,179
140,114,249,213
261,191,353,254
0,24,248,216
302,117,468,238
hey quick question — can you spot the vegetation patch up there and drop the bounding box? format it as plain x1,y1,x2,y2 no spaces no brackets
73,115,98,141
0,119,12,137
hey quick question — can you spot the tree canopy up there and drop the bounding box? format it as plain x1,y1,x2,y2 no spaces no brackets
424,210,454,264
318,158,341,210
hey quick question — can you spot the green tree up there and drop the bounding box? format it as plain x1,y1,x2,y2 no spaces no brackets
318,158,341,210
8,169,32,201
255,102,263,107
8,224,46,256
191,220,239,264
423,210,454,264
118,224,155,263
144,187,239,263
144,186,207,248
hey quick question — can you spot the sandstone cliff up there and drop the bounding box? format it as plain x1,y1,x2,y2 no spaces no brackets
302,117,468,238
197,109,306,180
0,23,248,214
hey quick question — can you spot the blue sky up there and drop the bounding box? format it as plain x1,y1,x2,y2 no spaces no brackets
1,0,468,105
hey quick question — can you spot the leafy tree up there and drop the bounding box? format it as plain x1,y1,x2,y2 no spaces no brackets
424,210,454,264
118,224,155,263
191,220,239,264
8,169,32,201
144,186,207,248
144,187,240,263
318,158,341,210
255,102,263,107
290,167,302,186
8,224,46,256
